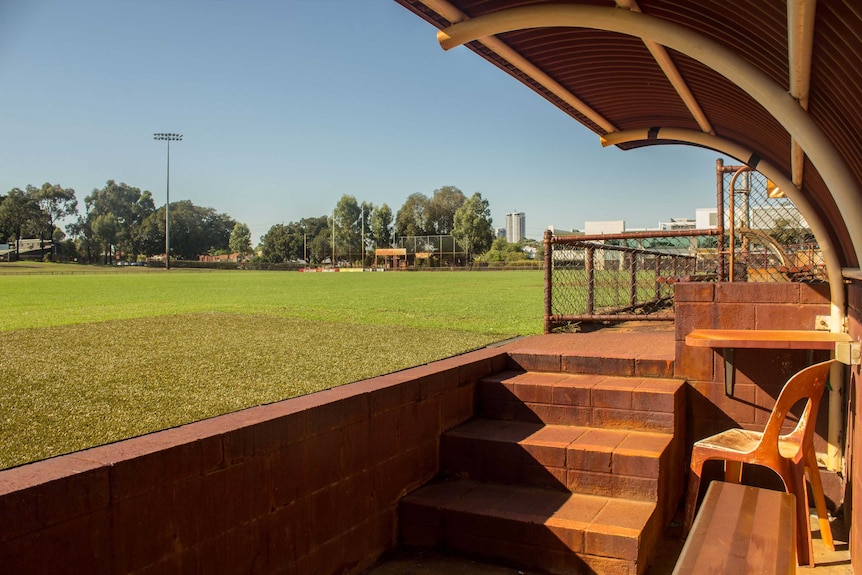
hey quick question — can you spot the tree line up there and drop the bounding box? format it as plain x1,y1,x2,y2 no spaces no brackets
0,182,500,265
259,186,495,265
0,181,243,264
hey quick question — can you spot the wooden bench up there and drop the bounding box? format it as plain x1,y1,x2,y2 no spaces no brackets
673,481,796,575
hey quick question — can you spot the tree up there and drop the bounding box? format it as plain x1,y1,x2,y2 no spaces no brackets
332,195,361,263
30,183,77,258
395,192,431,237
480,237,527,263
229,223,253,260
91,213,121,263
453,192,494,261
0,188,42,256
140,201,236,260
260,223,304,263
300,216,331,264
370,203,393,248
85,181,155,262
427,185,466,235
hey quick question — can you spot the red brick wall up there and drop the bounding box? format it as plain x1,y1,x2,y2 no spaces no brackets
674,282,835,493
0,348,507,575
847,281,861,572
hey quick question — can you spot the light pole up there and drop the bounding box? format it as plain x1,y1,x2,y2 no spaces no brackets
153,133,182,270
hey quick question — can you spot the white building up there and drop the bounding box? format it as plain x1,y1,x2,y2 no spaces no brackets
584,220,625,236
506,212,526,243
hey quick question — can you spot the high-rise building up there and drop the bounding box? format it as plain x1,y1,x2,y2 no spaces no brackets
506,212,526,243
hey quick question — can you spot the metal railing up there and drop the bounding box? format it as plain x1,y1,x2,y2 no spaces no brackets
718,162,826,283
543,229,721,331
542,160,827,332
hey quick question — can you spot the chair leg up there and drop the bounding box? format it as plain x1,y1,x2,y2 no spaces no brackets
786,463,813,566
683,463,703,536
724,460,743,483
804,448,834,550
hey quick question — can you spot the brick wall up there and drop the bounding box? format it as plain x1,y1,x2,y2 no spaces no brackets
847,280,861,572
0,348,507,575
674,282,835,496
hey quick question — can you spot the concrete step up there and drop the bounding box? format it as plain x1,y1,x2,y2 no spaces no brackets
400,478,662,575
501,331,675,379
477,371,685,434
441,419,673,502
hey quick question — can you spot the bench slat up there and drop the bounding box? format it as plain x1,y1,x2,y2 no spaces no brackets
673,481,796,575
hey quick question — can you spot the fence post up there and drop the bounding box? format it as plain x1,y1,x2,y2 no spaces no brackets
654,255,661,300
716,158,727,281
586,246,595,316
629,252,638,307
543,229,553,333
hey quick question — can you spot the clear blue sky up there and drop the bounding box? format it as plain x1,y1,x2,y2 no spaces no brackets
1,0,727,243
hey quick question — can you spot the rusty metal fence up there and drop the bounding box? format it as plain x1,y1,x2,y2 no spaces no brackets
543,160,826,332
718,163,825,283
543,229,721,331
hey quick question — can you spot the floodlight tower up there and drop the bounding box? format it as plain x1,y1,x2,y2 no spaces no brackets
153,133,183,270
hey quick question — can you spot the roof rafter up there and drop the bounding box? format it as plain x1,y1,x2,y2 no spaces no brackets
788,0,817,187
615,0,714,134
416,0,618,133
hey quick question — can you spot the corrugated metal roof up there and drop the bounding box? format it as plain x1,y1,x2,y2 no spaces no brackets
394,0,862,268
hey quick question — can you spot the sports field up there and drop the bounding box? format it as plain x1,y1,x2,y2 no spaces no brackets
0,263,543,469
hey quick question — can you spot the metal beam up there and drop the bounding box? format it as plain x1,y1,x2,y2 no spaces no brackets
416,0,617,133
616,0,713,134
788,0,817,187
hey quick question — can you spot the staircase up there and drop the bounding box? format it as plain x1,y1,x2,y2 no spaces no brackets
398,332,685,575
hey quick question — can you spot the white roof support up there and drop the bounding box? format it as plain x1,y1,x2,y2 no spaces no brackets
788,0,817,188
615,0,714,134
416,0,617,133
601,128,844,322
602,127,845,471
436,4,862,267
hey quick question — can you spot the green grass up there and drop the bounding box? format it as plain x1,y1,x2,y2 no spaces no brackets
0,264,544,469
0,264,543,335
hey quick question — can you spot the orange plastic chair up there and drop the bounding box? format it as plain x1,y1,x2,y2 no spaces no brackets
683,359,836,566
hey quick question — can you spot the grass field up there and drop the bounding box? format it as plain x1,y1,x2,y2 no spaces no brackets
0,263,544,469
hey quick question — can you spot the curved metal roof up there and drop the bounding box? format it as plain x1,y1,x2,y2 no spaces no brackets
394,0,862,269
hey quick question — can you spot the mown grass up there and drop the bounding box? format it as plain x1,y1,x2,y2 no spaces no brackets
1,264,544,469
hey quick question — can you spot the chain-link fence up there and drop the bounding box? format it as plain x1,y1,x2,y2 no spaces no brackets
543,161,826,332
544,230,721,331
719,164,825,283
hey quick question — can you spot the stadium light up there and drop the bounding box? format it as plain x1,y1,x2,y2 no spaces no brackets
153,133,183,270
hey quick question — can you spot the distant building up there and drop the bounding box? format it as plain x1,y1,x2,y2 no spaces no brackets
506,212,526,243
584,220,625,236
496,227,506,239
658,218,696,230
696,208,718,229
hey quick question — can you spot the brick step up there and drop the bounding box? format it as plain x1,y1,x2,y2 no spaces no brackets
502,331,675,379
400,478,661,575
477,371,684,433
442,419,673,502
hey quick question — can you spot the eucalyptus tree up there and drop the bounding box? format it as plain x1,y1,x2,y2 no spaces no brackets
85,181,155,262
29,183,77,256
427,185,466,235
229,222,252,260
453,192,494,261
332,195,361,263
369,203,393,248
0,188,42,255
395,192,431,238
